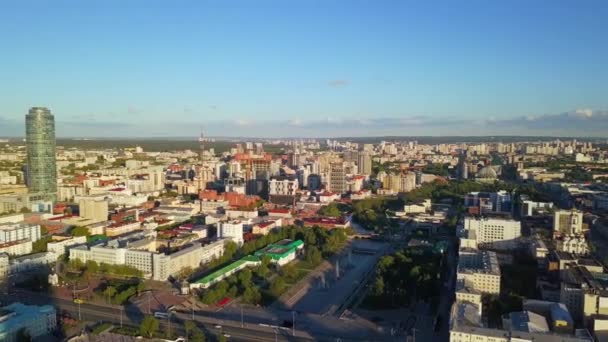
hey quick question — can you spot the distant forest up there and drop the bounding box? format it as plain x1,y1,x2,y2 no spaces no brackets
1,135,604,153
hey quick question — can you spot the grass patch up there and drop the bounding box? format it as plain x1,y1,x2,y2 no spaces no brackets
91,322,113,335
112,325,139,336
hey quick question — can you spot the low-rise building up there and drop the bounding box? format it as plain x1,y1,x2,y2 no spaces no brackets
0,239,32,256
219,220,244,245
0,222,42,243
46,235,87,256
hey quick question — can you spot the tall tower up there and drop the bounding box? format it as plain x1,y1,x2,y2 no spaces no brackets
26,107,57,198
198,127,206,163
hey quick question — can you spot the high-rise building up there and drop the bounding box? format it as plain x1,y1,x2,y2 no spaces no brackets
458,150,468,180
25,107,57,198
328,162,346,194
357,151,372,175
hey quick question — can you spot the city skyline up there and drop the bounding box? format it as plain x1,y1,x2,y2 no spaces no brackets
1,1,607,137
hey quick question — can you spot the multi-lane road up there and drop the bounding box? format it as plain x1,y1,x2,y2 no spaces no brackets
0,289,388,341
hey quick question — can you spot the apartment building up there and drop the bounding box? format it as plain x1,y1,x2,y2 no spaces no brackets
269,177,299,196
0,223,42,243
0,239,32,256
457,248,501,295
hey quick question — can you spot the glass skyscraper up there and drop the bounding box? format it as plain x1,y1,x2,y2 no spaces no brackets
26,107,57,198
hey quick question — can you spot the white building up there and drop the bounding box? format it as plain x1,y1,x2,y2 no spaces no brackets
554,209,584,237
457,248,501,295
462,216,521,249
557,236,589,255
269,178,299,196
403,199,432,214
0,223,42,243
0,239,32,256
219,220,244,245
521,199,554,217
46,236,87,256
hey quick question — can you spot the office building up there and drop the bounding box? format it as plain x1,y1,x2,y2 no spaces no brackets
461,215,521,249
0,303,57,342
554,209,584,237
457,248,501,295
25,107,57,198
153,242,223,281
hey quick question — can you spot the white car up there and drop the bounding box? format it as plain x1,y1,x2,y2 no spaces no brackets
223,333,231,338
214,325,222,329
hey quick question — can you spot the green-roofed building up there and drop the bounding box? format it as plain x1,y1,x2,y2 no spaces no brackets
190,239,304,289
254,239,304,266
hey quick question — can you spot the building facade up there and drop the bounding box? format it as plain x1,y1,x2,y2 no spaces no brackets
25,107,57,198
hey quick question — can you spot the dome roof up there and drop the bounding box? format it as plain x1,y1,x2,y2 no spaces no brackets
477,166,497,179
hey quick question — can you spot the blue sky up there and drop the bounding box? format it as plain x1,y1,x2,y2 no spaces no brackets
0,1,607,137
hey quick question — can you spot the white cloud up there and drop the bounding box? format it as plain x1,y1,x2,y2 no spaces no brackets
574,108,593,118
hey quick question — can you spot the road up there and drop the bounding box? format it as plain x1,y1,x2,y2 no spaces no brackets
0,290,391,341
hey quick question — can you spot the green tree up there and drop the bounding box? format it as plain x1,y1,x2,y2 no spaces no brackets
103,286,117,303
224,241,238,259
16,328,32,342
85,260,100,274
242,286,261,305
185,320,196,339
19,207,32,214
305,246,322,266
218,333,227,342
237,268,253,287
32,236,51,253
318,203,341,217
270,277,287,297
139,315,160,338
371,277,385,297
281,264,298,282
191,327,206,342
70,226,90,237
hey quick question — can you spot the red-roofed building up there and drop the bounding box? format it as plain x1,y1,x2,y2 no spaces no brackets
267,208,292,218
301,216,351,229
99,179,116,187
168,164,183,172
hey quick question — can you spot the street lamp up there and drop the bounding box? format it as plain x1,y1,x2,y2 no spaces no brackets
292,311,296,337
